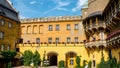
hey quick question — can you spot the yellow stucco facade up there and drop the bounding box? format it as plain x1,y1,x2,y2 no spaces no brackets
18,16,110,68
0,16,20,51
17,0,120,68
18,43,110,67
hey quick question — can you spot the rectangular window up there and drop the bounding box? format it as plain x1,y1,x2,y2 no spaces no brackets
67,24,70,30
8,22,12,28
7,45,10,50
19,38,23,43
56,38,59,43
1,19,5,26
0,32,4,39
75,24,78,30
70,59,74,65
48,38,52,43
67,37,71,43
75,37,78,43
56,25,60,31
1,44,5,51
36,38,40,43
49,25,53,31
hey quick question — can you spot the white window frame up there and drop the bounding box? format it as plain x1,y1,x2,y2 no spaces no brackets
56,25,60,31
75,37,78,42
67,24,70,30
75,24,78,30
49,25,53,31
48,38,52,43
56,38,59,43
67,37,71,43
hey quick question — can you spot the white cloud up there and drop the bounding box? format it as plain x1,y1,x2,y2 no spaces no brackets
44,0,71,14
30,1,36,4
12,0,40,18
72,0,87,12
57,7,69,11
19,15,27,19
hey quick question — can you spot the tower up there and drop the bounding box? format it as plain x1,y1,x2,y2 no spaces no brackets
82,0,109,68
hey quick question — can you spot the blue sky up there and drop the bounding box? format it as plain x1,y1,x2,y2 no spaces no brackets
10,0,87,18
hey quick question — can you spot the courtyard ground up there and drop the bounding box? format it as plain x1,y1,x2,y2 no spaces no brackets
12,66,58,68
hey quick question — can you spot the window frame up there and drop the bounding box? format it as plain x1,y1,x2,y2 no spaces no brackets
1,19,5,26
8,22,12,28
0,32,4,39
1,44,5,51
74,24,79,30
7,45,10,50
49,25,53,31
75,37,78,43
67,37,71,43
48,38,52,43
70,53,74,58
67,24,70,30
70,59,74,65
36,38,40,43
56,37,59,43
56,24,60,31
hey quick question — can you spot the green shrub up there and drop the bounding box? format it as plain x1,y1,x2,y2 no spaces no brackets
23,50,33,66
33,50,41,68
98,50,118,68
0,50,17,68
76,56,81,67
59,60,65,68
88,61,92,68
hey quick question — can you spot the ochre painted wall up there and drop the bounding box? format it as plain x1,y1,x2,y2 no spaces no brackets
0,16,20,51
18,44,109,67
20,20,85,44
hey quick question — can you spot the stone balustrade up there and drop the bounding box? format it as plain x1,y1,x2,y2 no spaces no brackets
20,16,82,23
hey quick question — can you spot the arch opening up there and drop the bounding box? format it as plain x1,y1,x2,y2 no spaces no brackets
47,52,58,66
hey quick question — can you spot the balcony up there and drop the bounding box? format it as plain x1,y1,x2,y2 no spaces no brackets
107,30,120,40
85,40,106,48
106,30,120,47
105,1,120,27
84,22,106,32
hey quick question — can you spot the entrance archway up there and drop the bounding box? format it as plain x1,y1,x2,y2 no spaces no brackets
66,52,77,67
47,52,58,66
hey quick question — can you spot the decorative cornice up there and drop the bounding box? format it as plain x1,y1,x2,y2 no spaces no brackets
20,16,82,23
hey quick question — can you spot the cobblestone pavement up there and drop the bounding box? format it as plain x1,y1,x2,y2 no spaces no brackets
39,66,58,68
13,66,58,68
